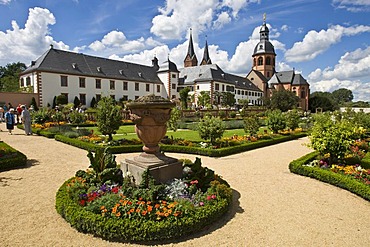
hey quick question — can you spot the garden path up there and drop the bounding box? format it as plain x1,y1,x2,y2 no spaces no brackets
0,124,370,247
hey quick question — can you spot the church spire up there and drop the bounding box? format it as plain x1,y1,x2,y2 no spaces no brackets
184,28,198,67
260,13,269,41
200,36,212,65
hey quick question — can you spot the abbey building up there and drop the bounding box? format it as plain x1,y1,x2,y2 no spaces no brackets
19,18,309,110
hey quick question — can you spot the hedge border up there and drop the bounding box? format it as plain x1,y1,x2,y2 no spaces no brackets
55,133,307,157
289,151,370,201
56,178,232,242
0,141,27,171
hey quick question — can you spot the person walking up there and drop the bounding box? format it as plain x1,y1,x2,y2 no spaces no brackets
4,108,15,135
16,104,22,124
21,105,32,135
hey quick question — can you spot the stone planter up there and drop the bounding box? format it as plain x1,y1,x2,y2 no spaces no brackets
121,95,182,184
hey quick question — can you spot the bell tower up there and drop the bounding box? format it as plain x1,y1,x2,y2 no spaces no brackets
184,28,198,67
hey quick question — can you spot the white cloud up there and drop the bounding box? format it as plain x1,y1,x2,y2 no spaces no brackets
150,0,260,40
0,7,69,65
281,25,289,31
0,0,11,5
285,24,370,62
332,0,370,12
308,46,370,101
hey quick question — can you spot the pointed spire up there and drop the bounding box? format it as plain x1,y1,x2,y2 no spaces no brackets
184,28,198,67
200,35,212,65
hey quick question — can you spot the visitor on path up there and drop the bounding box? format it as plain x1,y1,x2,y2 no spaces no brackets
0,106,4,122
4,108,15,135
16,104,22,124
21,105,32,135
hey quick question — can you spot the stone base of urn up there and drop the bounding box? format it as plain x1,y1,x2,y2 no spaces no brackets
121,152,183,184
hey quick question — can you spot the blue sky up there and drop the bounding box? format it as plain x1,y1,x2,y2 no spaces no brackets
0,0,369,101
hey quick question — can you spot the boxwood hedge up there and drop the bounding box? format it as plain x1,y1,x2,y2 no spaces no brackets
289,151,370,201
56,178,232,242
0,141,27,171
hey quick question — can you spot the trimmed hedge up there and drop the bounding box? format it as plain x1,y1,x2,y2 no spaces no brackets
0,141,27,171
56,178,232,241
55,133,306,157
289,151,370,201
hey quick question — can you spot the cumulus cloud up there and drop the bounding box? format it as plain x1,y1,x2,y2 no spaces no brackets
308,46,370,101
0,7,69,65
285,24,370,62
332,0,370,12
150,0,260,40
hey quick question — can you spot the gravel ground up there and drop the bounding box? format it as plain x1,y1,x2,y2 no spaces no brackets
0,123,369,247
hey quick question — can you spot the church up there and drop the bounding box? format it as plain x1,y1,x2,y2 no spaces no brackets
19,17,309,111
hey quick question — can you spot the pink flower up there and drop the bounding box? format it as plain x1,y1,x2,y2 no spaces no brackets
190,180,198,185
199,202,204,206
211,194,216,200
206,195,211,201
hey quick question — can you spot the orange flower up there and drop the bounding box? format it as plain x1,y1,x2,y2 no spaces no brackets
100,206,105,210
116,212,121,217
141,210,147,216
146,201,152,205
136,208,141,213
129,208,135,213
155,204,160,209
164,213,169,217
147,205,153,212
112,207,117,214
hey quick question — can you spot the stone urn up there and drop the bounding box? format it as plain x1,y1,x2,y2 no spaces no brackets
121,95,182,184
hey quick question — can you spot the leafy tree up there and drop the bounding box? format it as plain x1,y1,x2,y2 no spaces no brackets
243,114,260,136
167,107,182,132
266,109,286,133
309,92,338,112
68,110,85,125
179,87,190,109
90,97,97,108
197,115,225,145
56,94,68,105
238,98,249,109
284,109,301,130
308,113,356,165
0,62,26,92
332,88,353,104
30,97,39,111
220,92,236,107
96,96,122,141
268,89,299,112
197,91,210,107
73,96,81,109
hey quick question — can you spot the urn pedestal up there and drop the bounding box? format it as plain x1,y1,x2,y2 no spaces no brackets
121,95,182,184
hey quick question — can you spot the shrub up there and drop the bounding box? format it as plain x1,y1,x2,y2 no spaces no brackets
32,108,51,124
243,115,260,136
96,97,122,141
0,141,27,170
56,94,68,105
68,111,85,125
284,109,301,130
197,115,226,145
266,109,286,133
229,111,237,118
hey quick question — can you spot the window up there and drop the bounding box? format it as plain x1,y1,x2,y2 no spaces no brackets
197,85,199,90
172,84,176,89
96,94,101,102
242,91,245,95
237,90,240,95
79,94,86,105
171,74,176,78
215,83,219,90
157,85,160,93
146,84,150,92
258,57,263,66
301,90,306,99
222,85,225,91
266,57,271,65
79,77,86,88
96,79,101,89
248,91,251,96
26,77,31,86
61,76,68,87
123,81,128,90
135,96,139,100
135,82,139,91
122,95,128,101
110,80,115,90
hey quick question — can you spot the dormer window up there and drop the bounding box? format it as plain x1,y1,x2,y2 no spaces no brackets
97,67,102,72
138,72,142,77
72,63,77,69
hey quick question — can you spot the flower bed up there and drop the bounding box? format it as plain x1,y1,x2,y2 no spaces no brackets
56,154,233,242
0,141,27,171
289,152,370,201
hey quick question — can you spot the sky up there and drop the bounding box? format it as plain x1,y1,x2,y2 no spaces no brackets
0,0,369,101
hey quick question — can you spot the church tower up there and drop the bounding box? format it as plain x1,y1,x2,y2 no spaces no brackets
252,14,276,79
200,37,212,65
184,28,198,67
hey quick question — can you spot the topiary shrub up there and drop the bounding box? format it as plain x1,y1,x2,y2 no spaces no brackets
197,115,225,145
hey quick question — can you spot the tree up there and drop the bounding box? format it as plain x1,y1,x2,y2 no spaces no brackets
197,115,225,145
284,109,301,130
73,96,81,109
268,89,299,112
220,92,236,107
179,87,190,109
96,96,122,141
332,88,353,104
197,91,210,108
30,97,39,111
0,62,26,92
243,114,260,136
309,92,338,112
266,109,286,133
90,97,97,108
56,94,68,105
167,107,182,132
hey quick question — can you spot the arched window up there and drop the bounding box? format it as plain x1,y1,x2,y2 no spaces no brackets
301,90,306,99
258,57,263,66
253,58,256,66
266,57,271,65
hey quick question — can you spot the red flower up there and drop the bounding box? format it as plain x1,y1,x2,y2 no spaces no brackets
79,200,86,206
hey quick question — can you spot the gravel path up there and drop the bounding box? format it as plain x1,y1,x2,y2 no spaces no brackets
1,124,369,247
